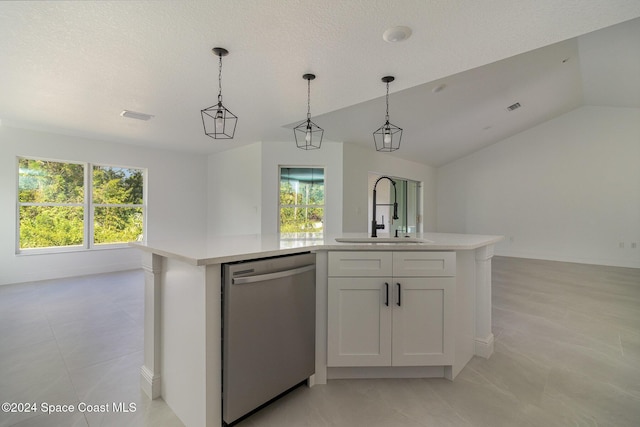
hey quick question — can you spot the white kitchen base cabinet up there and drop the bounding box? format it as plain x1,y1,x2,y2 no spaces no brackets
327,251,455,368
328,277,392,366
133,232,499,426
392,277,454,366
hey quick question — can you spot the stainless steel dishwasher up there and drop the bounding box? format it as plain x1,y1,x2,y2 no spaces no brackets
222,252,316,425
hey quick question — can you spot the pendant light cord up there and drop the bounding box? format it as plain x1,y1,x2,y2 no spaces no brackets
385,81,390,123
218,55,223,104
306,79,311,121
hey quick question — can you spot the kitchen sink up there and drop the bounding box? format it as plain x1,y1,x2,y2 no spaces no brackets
335,237,433,244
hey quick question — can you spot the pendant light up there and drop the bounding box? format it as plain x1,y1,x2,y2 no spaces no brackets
373,76,402,152
201,47,238,139
294,74,323,150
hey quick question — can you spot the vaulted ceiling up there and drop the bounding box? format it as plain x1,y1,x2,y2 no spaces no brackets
1,1,639,166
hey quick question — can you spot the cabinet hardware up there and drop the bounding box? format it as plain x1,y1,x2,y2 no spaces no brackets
384,282,389,306
396,282,402,306
231,264,315,284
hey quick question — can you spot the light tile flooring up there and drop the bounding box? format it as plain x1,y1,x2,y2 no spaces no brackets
236,256,640,427
1,257,639,426
0,270,182,427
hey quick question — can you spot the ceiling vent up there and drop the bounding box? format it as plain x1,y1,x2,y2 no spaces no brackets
506,102,521,111
120,110,154,121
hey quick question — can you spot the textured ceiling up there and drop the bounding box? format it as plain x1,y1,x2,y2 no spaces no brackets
0,1,639,166
308,38,585,166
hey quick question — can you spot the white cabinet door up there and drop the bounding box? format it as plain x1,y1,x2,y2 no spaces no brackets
327,278,392,367
391,277,454,366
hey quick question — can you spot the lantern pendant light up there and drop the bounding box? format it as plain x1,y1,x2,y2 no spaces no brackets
294,74,323,150
373,76,402,152
201,47,238,139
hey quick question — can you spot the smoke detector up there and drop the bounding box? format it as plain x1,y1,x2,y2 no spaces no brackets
383,26,412,43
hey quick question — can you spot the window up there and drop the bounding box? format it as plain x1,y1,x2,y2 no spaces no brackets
17,157,145,252
92,165,144,245
18,159,85,249
279,167,324,237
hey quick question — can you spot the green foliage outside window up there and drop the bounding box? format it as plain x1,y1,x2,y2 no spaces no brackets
19,159,84,204
92,166,144,245
19,206,84,248
94,207,143,245
279,168,324,234
18,158,144,250
93,166,143,205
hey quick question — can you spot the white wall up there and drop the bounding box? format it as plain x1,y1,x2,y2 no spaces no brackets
206,141,344,237
342,144,437,233
11,102,635,285
437,105,640,268
260,141,344,236
0,126,207,285
208,141,437,238
207,142,262,237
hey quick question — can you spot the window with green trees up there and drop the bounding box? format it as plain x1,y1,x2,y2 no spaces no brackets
279,167,324,236
17,158,145,251
92,165,144,245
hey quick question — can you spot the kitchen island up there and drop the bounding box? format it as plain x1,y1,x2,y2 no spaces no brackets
131,232,502,427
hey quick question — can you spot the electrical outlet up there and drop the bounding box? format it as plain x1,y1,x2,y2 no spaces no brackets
619,242,625,249
632,242,637,249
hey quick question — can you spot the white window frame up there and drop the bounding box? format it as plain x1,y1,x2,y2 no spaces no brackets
278,165,325,239
16,156,147,255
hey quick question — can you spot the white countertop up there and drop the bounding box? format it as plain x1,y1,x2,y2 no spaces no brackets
130,232,503,266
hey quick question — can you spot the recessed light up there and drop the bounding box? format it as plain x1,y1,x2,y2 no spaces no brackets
383,26,412,43
120,110,154,121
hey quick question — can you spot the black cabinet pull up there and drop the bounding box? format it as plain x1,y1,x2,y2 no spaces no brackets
396,282,402,306
384,282,389,306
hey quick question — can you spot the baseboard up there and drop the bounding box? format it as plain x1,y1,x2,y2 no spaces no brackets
493,250,640,269
140,365,161,399
475,334,494,359
1,259,141,286
327,366,445,380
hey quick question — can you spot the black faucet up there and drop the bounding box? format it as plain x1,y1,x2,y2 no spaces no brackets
371,176,399,237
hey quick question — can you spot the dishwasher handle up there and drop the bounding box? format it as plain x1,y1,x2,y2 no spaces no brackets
232,264,315,285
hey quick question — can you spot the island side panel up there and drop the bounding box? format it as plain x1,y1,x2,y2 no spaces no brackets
205,263,222,427
141,252,163,399
446,249,476,380
474,244,495,358
314,251,328,385
161,257,209,427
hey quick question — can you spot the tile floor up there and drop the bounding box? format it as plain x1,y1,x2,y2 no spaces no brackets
1,257,639,427
235,256,640,427
0,270,182,427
